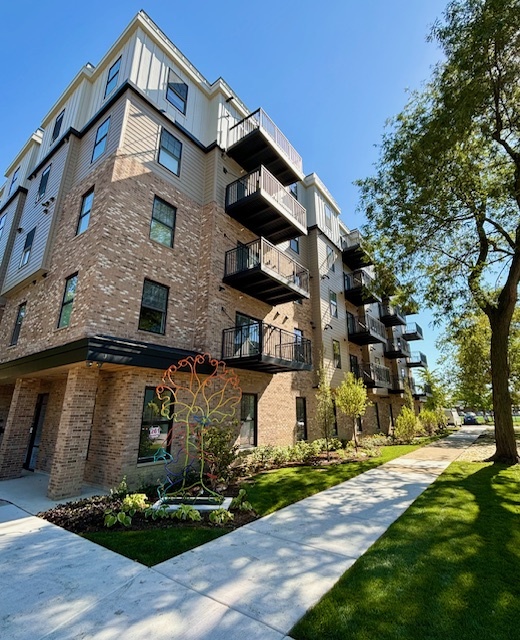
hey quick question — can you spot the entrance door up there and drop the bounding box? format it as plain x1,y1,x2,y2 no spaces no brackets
24,393,49,471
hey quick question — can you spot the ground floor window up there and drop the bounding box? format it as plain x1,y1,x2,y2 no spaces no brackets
296,397,307,440
138,387,173,463
375,402,381,430
239,393,257,448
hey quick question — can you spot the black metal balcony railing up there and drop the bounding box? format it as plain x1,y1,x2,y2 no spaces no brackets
389,375,416,394
225,166,307,243
352,363,391,388
227,108,303,184
223,238,309,304
413,383,432,398
344,270,380,305
347,314,386,345
222,322,312,373
408,351,428,368
384,337,412,359
402,322,424,341
379,301,406,327
341,230,373,270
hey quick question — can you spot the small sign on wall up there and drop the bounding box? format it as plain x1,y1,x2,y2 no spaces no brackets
149,426,161,439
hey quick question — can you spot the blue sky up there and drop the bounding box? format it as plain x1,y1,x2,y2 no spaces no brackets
0,0,449,368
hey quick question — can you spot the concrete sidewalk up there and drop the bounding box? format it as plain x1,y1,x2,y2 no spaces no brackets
0,426,484,639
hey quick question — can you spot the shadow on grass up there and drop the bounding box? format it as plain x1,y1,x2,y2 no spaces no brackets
290,462,520,640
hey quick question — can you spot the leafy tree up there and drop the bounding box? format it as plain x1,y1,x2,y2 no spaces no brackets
359,0,520,462
315,365,336,460
335,371,371,449
418,368,448,411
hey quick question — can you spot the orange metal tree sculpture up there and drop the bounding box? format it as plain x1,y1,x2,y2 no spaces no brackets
155,353,242,501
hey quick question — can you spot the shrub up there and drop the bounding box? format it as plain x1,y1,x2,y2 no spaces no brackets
209,508,234,525
173,504,202,521
394,407,420,443
230,488,254,512
419,408,438,435
203,424,240,489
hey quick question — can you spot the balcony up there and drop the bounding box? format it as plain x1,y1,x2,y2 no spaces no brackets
226,109,304,185
407,352,428,368
389,375,415,394
379,301,406,327
344,270,380,306
384,337,411,359
222,322,312,373
347,314,386,345
223,238,310,305
352,363,391,389
402,322,424,341
225,166,307,244
341,230,373,270
413,383,433,399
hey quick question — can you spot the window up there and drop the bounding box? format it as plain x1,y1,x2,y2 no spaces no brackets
296,397,307,441
166,69,188,114
91,117,110,162
0,214,6,240
324,202,333,229
294,328,306,362
104,57,121,99
289,183,298,199
239,394,257,448
333,339,341,369
350,354,359,377
326,245,335,271
158,129,182,175
234,313,260,357
51,110,65,144
19,228,35,267
138,387,173,463
76,190,94,235
138,279,169,334
10,302,26,345
289,237,300,254
58,273,78,328
375,402,381,431
150,197,176,247
8,167,20,196
37,166,51,200
329,290,338,318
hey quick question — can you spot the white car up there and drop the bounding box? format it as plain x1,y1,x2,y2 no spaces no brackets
444,409,462,427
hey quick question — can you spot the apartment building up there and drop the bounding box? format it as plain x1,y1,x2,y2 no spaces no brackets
0,12,427,500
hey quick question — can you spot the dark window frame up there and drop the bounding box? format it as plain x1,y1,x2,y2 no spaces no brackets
91,117,111,163
10,302,26,346
289,237,300,254
166,69,188,114
19,228,36,267
104,57,122,99
138,386,174,463
333,339,342,369
51,110,65,144
0,214,6,240
329,290,338,318
76,189,94,235
150,196,176,248
239,393,258,448
8,167,20,196
57,273,78,328
296,397,307,441
37,165,51,200
138,279,169,335
158,128,182,176
326,245,335,272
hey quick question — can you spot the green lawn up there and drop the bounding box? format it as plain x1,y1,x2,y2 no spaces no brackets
83,527,229,566
290,461,520,640
246,441,436,516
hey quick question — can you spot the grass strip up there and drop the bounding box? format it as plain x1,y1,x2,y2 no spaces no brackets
82,527,229,566
290,461,520,640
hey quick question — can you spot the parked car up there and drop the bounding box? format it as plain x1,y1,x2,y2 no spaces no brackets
464,412,478,425
444,409,462,427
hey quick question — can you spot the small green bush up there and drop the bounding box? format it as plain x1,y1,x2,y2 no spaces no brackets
394,407,420,443
173,504,202,521
209,508,234,525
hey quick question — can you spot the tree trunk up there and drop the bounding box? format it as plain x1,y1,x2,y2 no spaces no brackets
488,312,520,463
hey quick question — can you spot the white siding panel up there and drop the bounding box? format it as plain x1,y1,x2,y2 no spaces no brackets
2,143,70,294
1,143,40,209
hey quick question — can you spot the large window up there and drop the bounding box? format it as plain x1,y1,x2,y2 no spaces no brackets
0,214,6,240
234,313,260,357
138,387,173,463
76,189,94,235
329,290,338,318
37,166,51,200
326,245,335,271
166,69,188,114
10,302,26,346
138,279,169,334
58,273,78,328
104,57,121,99
296,397,307,441
324,202,333,229
158,129,182,176
19,228,35,267
51,110,65,144
150,197,176,247
289,237,300,254
8,167,20,196
333,339,341,369
91,117,110,163
239,393,257,448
